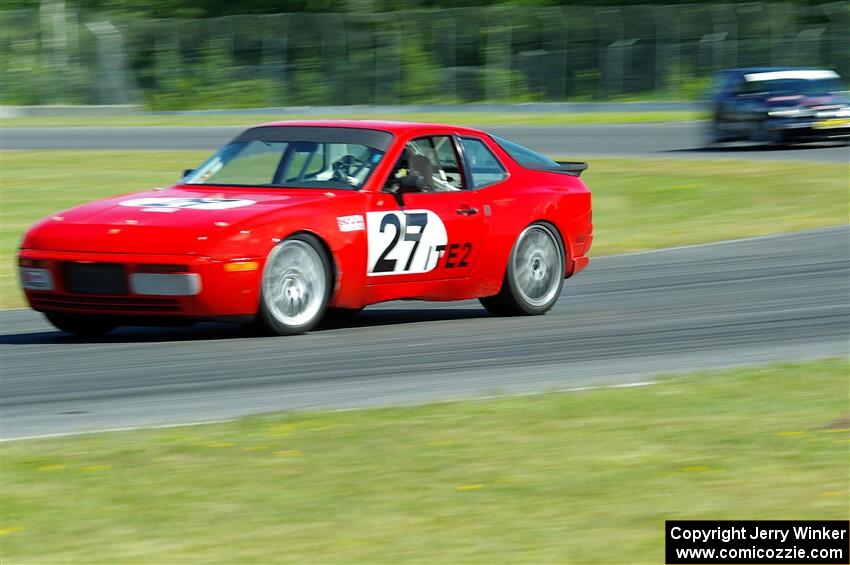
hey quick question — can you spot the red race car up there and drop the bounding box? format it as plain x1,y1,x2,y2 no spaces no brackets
19,121,593,336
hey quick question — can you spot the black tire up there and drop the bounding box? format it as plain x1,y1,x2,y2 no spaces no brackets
479,222,566,316
755,120,786,146
705,119,726,146
45,312,117,336
251,233,333,336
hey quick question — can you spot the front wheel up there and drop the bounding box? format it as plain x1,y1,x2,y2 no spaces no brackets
754,120,786,146
480,223,565,316
45,312,117,336
705,119,726,146
253,234,332,335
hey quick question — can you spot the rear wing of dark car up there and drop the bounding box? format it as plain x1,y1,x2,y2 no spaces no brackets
525,161,588,177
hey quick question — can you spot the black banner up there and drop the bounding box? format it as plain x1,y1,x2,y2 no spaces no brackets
666,520,849,564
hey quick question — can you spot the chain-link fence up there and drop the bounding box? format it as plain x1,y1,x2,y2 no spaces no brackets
1,3,848,109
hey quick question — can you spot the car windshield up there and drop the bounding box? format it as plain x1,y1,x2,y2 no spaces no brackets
743,72,844,97
184,126,393,189
492,135,559,168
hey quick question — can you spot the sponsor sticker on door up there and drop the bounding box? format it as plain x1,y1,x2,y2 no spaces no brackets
337,215,366,232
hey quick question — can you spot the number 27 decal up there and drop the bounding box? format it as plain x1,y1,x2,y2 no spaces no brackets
366,210,471,276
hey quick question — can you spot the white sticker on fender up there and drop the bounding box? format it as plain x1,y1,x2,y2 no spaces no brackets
337,215,366,232
120,197,256,210
367,210,448,276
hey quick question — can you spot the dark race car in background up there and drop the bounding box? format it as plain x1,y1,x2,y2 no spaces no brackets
706,67,850,146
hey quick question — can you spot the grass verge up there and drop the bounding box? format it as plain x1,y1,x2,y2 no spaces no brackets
2,151,848,308
0,110,702,128
1,359,848,563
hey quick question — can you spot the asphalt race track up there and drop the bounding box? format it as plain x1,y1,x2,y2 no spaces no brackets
1,226,847,440
3,123,849,162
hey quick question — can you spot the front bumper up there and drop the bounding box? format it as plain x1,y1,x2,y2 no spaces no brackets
18,249,262,319
770,117,850,140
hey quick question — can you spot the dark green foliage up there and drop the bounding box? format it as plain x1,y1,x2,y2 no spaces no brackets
1,1,843,18
1,2,847,108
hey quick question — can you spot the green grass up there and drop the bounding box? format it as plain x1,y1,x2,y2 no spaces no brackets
2,150,848,308
1,359,848,563
0,110,703,128
583,157,850,255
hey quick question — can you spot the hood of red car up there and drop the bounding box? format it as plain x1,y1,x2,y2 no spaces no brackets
23,185,341,255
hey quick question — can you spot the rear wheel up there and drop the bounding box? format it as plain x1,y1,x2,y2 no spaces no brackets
480,223,565,316
45,312,117,337
252,234,332,335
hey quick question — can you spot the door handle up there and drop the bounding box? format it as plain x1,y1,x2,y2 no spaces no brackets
457,207,478,216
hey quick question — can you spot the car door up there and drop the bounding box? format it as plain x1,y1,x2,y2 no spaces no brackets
366,135,483,283
718,76,747,134
729,76,765,136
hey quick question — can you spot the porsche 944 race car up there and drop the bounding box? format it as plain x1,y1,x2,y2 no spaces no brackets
19,121,593,336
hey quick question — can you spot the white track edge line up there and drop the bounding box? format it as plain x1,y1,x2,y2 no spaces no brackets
0,380,659,443
592,224,848,259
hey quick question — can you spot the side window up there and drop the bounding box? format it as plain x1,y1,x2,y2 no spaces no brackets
732,78,748,96
384,136,465,193
459,137,508,188
492,135,557,168
433,136,461,178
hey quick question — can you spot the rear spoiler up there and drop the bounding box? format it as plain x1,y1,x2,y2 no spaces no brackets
525,161,588,177
554,161,588,176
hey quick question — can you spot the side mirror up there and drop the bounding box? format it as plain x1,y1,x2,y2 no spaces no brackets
386,175,421,206
182,169,194,180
